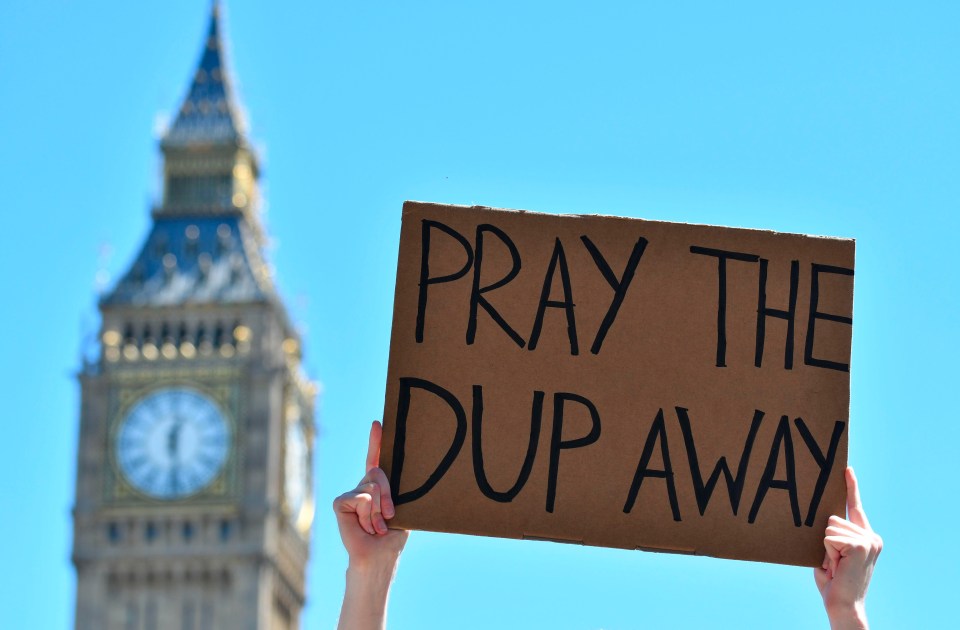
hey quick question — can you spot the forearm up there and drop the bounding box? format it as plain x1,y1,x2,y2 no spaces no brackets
827,602,868,630
337,559,400,630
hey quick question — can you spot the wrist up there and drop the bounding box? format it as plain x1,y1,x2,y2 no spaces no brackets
347,554,400,586
338,559,400,630
827,601,868,630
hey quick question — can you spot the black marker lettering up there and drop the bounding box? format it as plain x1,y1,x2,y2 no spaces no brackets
755,259,799,369
623,409,681,521
794,418,846,526
467,224,526,348
690,246,760,367
416,220,474,343
546,392,601,513
748,415,801,526
391,377,468,506
529,238,579,355
580,235,648,355
471,386,544,503
676,407,764,517
804,263,854,372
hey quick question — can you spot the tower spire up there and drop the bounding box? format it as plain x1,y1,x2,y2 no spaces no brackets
162,1,245,148
102,2,272,307
153,1,262,221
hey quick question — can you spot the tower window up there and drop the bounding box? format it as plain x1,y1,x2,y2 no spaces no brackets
182,521,194,541
131,263,145,285
185,224,200,257
145,600,158,630
183,600,197,630
152,233,168,259
219,519,231,542
216,223,233,257
197,253,212,281
197,323,213,356
125,601,139,630
167,175,231,207
145,521,157,542
162,253,177,280
200,601,213,630
107,522,121,544
184,239,199,258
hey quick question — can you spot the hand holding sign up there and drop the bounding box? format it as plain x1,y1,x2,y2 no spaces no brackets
334,201,876,627
333,428,881,628
814,467,882,629
334,421,409,630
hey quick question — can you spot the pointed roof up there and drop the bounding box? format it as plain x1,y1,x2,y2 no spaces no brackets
162,2,246,148
101,216,273,307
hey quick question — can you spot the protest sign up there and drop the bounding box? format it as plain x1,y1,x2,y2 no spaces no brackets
380,201,854,566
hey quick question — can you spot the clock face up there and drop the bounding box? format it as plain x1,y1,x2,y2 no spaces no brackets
284,405,311,531
116,388,230,500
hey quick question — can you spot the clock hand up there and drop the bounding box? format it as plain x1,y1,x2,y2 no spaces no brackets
167,418,182,461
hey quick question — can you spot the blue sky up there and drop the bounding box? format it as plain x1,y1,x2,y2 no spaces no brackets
0,1,956,627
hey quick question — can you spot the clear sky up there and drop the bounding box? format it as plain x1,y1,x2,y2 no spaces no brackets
1,1,956,628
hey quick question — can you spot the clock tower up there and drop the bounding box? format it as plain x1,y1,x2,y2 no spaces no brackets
72,5,315,629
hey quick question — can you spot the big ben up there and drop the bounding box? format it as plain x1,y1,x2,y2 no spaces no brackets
72,4,315,629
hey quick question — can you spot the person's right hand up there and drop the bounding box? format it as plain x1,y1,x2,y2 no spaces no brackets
814,467,882,629
333,421,409,569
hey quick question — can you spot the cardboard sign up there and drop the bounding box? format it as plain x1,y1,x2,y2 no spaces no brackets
380,201,854,567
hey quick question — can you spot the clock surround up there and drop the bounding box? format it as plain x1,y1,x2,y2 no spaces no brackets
115,387,231,500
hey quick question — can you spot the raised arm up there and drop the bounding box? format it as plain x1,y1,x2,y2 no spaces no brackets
334,421,409,630
815,467,882,630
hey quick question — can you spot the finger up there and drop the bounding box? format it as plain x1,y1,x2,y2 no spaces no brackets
356,481,382,530
363,480,388,534
333,489,366,514
366,420,383,473
825,534,871,560
333,490,377,535
814,566,830,591
823,537,840,575
332,491,354,514
846,467,871,530
827,516,868,537
354,484,378,535
367,466,396,519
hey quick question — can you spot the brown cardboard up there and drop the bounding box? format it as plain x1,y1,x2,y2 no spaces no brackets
380,201,854,567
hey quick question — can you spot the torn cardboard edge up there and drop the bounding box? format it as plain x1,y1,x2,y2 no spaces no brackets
403,200,856,243
522,534,584,546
